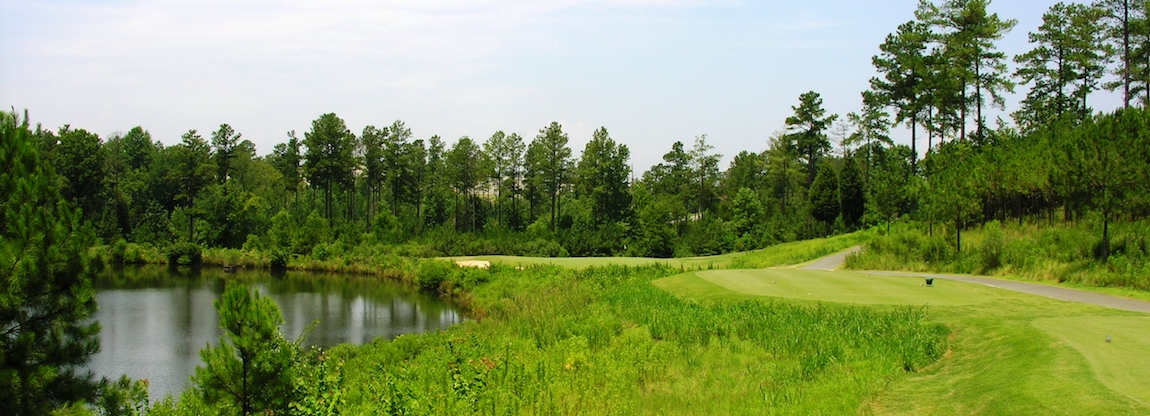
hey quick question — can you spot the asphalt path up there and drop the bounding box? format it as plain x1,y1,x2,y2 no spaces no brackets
805,246,1150,314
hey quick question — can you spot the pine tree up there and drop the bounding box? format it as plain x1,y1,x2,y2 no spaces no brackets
1,110,101,415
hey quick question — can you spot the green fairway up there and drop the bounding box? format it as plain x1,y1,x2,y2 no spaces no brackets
653,267,1150,414
1034,316,1150,406
689,269,994,306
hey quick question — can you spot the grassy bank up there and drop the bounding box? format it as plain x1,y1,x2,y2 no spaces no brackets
327,264,945,414
845,219,1150,291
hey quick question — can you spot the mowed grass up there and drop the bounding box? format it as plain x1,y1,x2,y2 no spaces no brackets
654,267,1150,414
1033,316,1150,407
445,230,870,270
686,269,994,306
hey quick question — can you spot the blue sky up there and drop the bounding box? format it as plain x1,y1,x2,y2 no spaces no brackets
0,0,1122,171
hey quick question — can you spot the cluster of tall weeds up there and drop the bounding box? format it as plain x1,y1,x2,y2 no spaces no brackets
330,263,947,414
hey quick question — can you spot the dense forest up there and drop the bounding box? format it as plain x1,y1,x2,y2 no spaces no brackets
24,1,1150,264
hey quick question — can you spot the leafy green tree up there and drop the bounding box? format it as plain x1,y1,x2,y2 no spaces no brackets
809,162,841,229
193,283,297,416
1,110,100,415
575,127,633,225
643,141,691,200
785,91,838,186
728,187,764,241
212,123,242,184
303,113,356,221
722,150,766,197
49,126,112,237
527,122,573,232
170,129,217,241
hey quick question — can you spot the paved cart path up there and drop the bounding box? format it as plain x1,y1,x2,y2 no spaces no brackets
804,246,1150,314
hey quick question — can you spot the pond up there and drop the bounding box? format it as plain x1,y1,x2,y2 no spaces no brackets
87,265,463,400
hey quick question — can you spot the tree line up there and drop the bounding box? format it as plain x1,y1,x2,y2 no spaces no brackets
18,0,1150,262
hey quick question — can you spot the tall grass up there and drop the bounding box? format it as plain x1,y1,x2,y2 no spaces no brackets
846,219,1150,290
329,263,947,414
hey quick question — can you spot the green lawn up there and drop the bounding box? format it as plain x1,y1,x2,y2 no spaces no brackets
654,268,1150,414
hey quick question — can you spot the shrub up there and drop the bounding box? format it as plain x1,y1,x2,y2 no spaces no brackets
415,260,456,291
980,221,1004,272
269,249,290,270
110,238,128,264
166,242,203,266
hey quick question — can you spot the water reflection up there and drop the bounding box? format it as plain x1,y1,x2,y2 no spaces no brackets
88,266,462,400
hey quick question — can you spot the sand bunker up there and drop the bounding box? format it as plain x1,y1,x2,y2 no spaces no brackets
455,260,491,269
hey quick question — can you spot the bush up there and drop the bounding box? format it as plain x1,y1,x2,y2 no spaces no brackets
980,221,1004,272
415,260,457,291
269,249,290,270
166,242,203,266
110,238,128,264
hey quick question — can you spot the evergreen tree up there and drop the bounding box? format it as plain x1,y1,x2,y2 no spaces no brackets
809,162,841,228
170,129,217,241
575,127,633,224
1,110,101,415
303,113,356,220
193,283,297,416
785,91,838,186
1015,2,1111,129
872,20,931,174
527,122,573,232
212,123,242,183
840,154,866,228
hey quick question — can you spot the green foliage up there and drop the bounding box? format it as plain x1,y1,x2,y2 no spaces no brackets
415,260,457,291
329,260,943,415
979,220,1005,272
193,283,297,416
166,242,203,266
269,249,290,270
1,110,101,414
786,90,838,185
95,376,149,416
809,162,840,226
839,155,865,228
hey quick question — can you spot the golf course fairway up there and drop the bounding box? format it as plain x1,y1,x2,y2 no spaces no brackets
653,265,1150,414
689,269,993,306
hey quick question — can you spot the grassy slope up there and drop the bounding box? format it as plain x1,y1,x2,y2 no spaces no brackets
653,267,1150,414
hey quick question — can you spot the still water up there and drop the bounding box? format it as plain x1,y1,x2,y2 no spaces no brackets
88,266,462,400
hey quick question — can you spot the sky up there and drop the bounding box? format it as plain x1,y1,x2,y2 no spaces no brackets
0,0,1124,172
